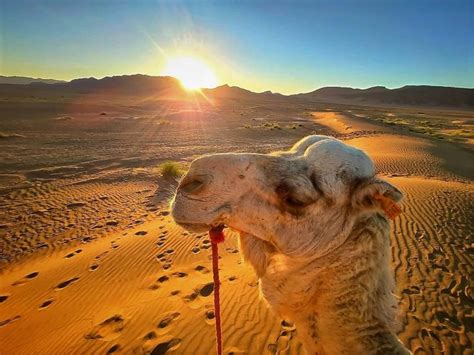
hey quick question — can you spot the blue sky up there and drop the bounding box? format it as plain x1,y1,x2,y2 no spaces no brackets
1,0,472,94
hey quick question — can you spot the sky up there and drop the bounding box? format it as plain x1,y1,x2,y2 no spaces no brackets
0,0,472,94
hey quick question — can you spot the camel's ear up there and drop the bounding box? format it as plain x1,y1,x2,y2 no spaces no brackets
352,177,403,219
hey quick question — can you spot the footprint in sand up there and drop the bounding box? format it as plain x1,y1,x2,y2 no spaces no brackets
150,338,181,355
90,264,99,271
0,315,21,328
12,271,39,286
143,331,157,340
195,265,210,274
135,231,148,236
201,240,212,250
163,263,172,270
106,344,120,354
157,312,180,329
64,249,82,259
67,202,87,209
191,247,200,254
172,272,187,278
85,314,125,340
55,277,80,290
183,291,199,303
157,275,169,283
39,299,54,309
198,283,214,297
205,309,215,325
0,295,9,303
81,236,96,244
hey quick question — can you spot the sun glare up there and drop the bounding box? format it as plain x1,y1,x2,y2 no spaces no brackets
163,56,218,90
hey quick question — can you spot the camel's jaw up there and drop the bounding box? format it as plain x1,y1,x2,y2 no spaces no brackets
174,222,211,233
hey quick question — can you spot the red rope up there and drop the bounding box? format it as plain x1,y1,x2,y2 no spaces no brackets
209,226,225,355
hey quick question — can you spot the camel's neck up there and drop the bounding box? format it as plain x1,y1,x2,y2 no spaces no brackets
262,213,408,354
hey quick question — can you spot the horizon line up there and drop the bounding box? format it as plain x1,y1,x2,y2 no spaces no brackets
1,73,473,96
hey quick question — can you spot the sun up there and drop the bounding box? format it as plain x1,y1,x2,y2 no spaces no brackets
163,56,218,90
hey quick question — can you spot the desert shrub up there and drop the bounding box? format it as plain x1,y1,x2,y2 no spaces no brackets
160,161,183,179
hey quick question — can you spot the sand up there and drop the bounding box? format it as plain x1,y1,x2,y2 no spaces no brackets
0,100,473,354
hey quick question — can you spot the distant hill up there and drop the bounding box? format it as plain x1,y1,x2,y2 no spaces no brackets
54,75,187,97
0,74,472,108
0,75,281,102
0,75,66,85
293,85,474,108
202,84,283,100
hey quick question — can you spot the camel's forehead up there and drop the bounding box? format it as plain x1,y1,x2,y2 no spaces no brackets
188,137,374,181
301,138,375,179
190,153,254,173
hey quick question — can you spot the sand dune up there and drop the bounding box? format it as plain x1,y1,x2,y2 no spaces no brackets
0,105,472,354
0,216,300,353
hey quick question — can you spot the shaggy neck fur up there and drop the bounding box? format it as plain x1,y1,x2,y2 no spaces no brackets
242,212,408,355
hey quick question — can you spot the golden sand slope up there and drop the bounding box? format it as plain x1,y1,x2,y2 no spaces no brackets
389,177,473,354
348,135,473,181
0,170,160,266
0,215,303,354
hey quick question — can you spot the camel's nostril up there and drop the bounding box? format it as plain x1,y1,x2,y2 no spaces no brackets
181,179,205,194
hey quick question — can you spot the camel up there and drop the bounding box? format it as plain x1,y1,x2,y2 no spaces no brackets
171,135,409,354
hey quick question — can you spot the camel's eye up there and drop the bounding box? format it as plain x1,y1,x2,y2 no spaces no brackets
276,183,309,211
284,196,305,208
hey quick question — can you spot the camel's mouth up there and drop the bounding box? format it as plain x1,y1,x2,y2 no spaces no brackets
177,222,227,234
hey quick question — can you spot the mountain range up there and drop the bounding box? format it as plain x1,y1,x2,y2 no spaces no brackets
0,74,473,109
0,75,65,85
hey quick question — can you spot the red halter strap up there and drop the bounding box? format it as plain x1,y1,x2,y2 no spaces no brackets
209,226,225,355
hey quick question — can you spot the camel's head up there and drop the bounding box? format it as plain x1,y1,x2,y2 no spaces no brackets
171,135,402,259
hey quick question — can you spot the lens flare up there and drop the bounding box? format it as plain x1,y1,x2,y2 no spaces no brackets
163,56,218,90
